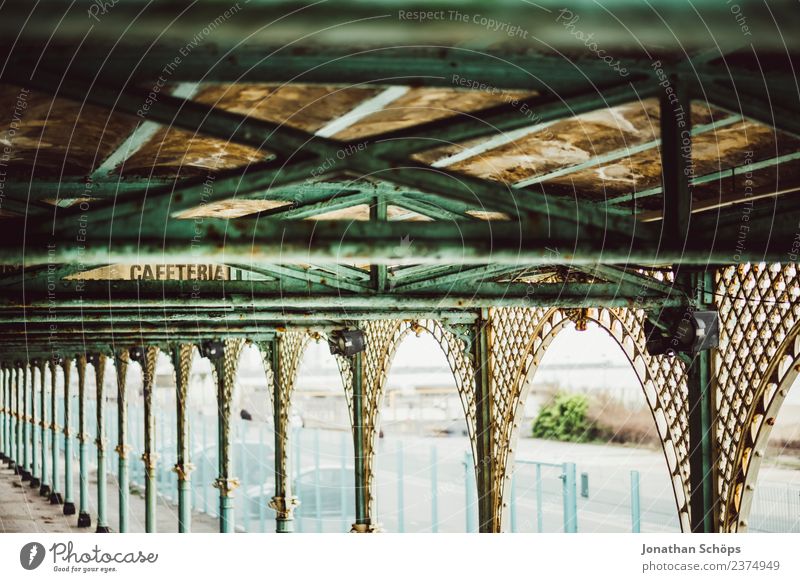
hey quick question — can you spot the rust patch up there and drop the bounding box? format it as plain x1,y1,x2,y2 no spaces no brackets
176,198,291,219
334,87,533,140
121,83,380,177
0,86,138,178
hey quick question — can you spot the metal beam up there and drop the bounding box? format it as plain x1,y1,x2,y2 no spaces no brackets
705,81,800,140
659,78,693,244
315,86,409,138
2,218,790,266
514,114,742,188
607,151,800,208
90,83,201,179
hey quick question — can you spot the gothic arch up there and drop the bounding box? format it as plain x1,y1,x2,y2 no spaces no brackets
258,331,352,492
498,307,691,531
723,320,800,532
358,319,476,520
714,263,800,531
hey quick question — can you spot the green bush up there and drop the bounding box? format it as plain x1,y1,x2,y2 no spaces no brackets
531,392,594,443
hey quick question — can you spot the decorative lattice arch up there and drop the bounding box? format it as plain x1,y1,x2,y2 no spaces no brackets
356,319,475,521
715,263,800,531
259,331,352,490
489,306,691,531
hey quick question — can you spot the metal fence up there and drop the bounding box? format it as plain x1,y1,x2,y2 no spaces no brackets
54,400,800,533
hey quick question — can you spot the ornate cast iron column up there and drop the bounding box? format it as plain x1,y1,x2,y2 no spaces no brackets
115,349,131,532
38,358,50,497
686,271,718,532
89,353,111,532
131,345,159,533
22,362,32,481
350,350,370,532
63,357,76,516
472,309,498,533
29,358,41,489
76,354,91,528
49,358,63,505
266,337,300,533
11,361,22,475
201,339,244,533
171,343,195,533
2,365,9,465
0,365,7,464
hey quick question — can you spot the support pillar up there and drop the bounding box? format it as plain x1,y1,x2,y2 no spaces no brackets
63,358,76,515
686,271,718,532
49,358,63,505
76,354,91,528
171,343,194,533
21,363,31,481
266,338,299,533
29,359,41,489
13,364,21,472
473,309,499,533
115,349,131,532
0,365,7,464
38,359,50,496
350,351,372,533
131,346,159,533
201,340,243,534
0,366,5,463
90,353,111,532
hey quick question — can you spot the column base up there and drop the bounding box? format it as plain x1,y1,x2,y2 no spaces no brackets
350,522,381,533
77,512,92,528
39,484,51,497
95,525,112,533
6,460,15,469
30,477,41,488
49,492,63,505
20,470,31,481
63,501,76,515
0,453,6,461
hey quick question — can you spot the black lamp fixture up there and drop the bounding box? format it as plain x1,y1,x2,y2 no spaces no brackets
644,309,719,356
327,329,367,357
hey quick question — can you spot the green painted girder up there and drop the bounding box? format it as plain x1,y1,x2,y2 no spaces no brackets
659,80,693,243
386,196,472,221
225,264,371,294
0,330,273,341
265,192,374,221
4,43,658,92
0,311,479,326
514,114,743,188
389,264,478,287
369,198,389,293
392,264,529,292
4,179,473,223
0,269,684,304
3,66,656,238
1,274,363,298
704,80,800,140
607,152,800,208
1,178,175,202
370,80,659,159
691,186,800,237
1,285,686,313
573,265,687,298
1,217,792,266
